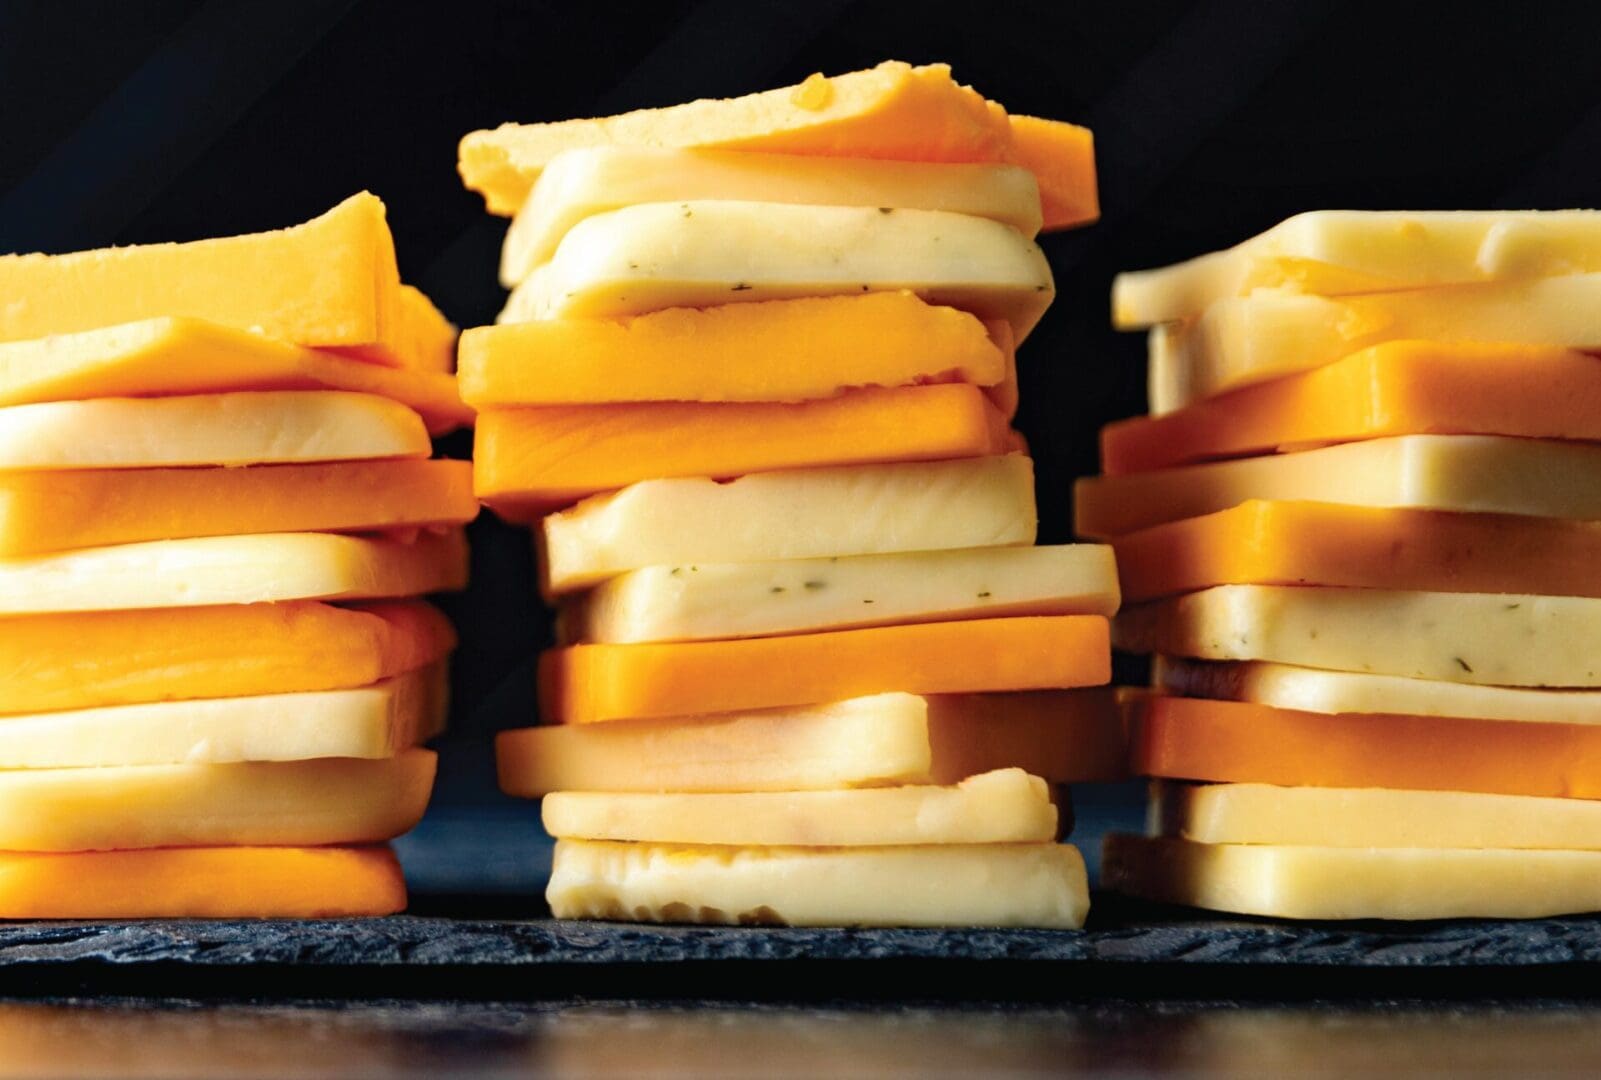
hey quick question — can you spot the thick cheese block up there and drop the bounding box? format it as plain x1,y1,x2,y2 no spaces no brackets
1153,781,1601,850
547,839,1089,928
501,147,1044,284
0,846,407,919
1118,584,1601,687
0,318,472,434
0,530,466,614
0,193,454,372
542,454,1035,594
1131,693,1601,798
0,749,434,851
1103,834,1601,920
476,385,1017,514
541,615,1110,724
498,688,1124,795
1155,657,1601,725
543,768,1058,846
0,663,447,768
560,544,1118,644
0,459,476,556
497,202,1055,341
1075,435,1601,538
0,600,455,715
1111,210,1601,329
458,292,1006,406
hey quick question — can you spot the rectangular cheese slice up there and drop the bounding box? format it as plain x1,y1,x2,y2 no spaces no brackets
0,663,447,768
1155,657,1601,725
1075,435,1601,538
498,688,1124,796
0,600,455,715
1153,781,1601,849
1111,210,1601,329
1103,834,1601,920
476,385,1017,514
1131,693,1601,798
458,292,1007,406
1118,584,1601,687
547,839,1089,928
498,202,1054,341
0,318,472,434
541,615,1110,724
0,749,434,851
0,459,476,556
502,146,1043,284
543,768,1058,846
542,454,1035,594
560,544,1118,644
0,193,454,371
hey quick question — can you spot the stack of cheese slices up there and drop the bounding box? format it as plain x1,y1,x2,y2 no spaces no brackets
0,194,477,918
1077,211,1601,920
459,62,1120,928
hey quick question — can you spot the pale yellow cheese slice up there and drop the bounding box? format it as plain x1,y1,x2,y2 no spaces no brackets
1154,657,1601,724
1103,834,1601,920
1111,210,1601,329
559,544,1117,644
548,839,1088,928
0,530,466,615
1153,781,1601,850
1119,585,1601,687
497,201,1055,340
0,392,429,470
543,768,1058,846
0,663,447,768
543,455,1035,596
1075,435,1601,538
0,749,435,851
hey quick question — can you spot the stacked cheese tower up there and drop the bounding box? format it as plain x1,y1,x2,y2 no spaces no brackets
1077,211,1601,920
458,62,1121,928
0,194,477,918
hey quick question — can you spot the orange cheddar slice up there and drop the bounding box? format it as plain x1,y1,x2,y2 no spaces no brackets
1103,341,1601,475
0,194,454,372
539,615,1110,724
0,600,455,715
475,384,1018,514
1008,115,1099,230
0,459,475,556
1133,693,1601,799
0,846,407,919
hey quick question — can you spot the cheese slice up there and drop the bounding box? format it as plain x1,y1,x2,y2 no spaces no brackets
1075,435,1601,538
1132,693,1601,798
560,544,1118,644
1111,210,1601,330
547,839,1088,928
1103,834,1601,920
458,292,1007,406
497,688,1124,795
501,146,1043,284
0,600,454,715
542,454,1035,594
1155,657,1601,725
1118,585,1601,687
0,846,407,919
0,193,454,371
497,202,1055,341
0,459,476,556
1153,781,1601,850
543,768,1058,846
541,615,1110,724
0,318,471,434
476,385,1017,515
0,663,447,768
